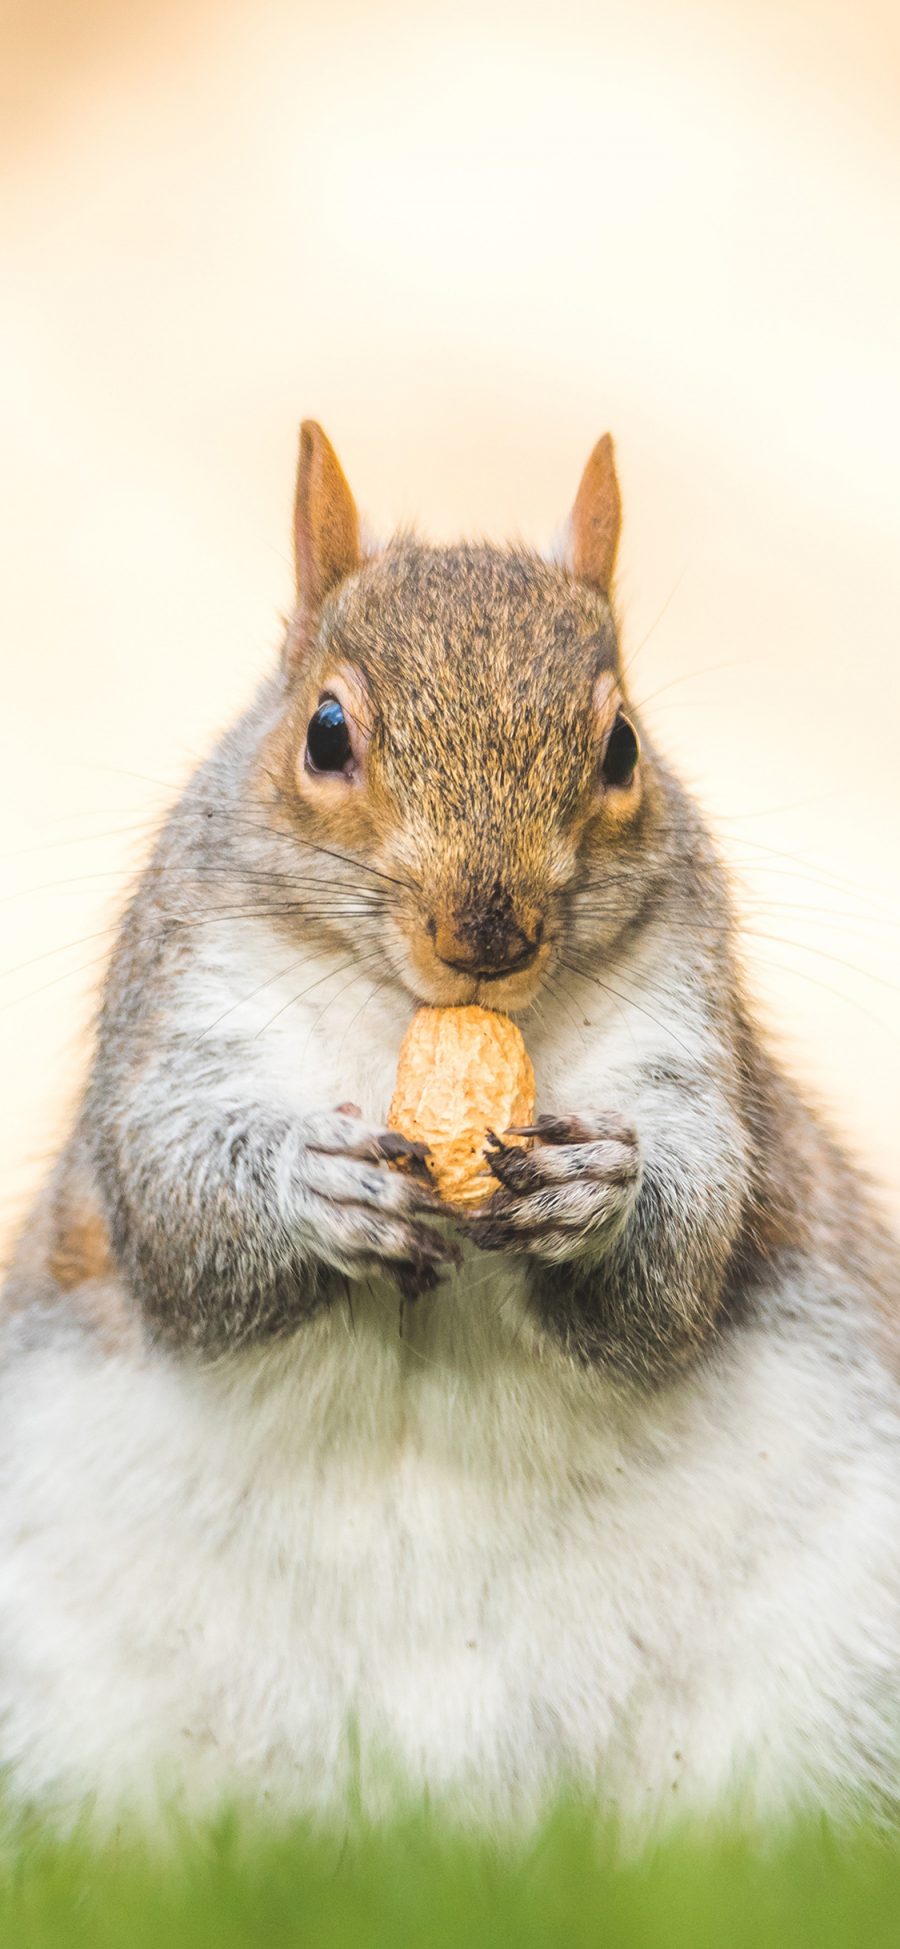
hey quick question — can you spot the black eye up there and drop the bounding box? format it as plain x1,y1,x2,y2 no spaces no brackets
306,697,353,774
601,712,639,789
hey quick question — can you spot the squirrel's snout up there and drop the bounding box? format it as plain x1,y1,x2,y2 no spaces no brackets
429,900,545,981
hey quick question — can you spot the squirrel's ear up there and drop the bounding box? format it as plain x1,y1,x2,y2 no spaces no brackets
293,421,361,614
569,433,621,597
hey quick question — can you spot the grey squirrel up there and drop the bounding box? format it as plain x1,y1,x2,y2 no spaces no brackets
1,422,899,1836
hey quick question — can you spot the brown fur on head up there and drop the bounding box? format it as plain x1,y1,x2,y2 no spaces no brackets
261,423,659,1012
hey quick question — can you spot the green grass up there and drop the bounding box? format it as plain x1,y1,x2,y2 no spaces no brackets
2,1805,900,1948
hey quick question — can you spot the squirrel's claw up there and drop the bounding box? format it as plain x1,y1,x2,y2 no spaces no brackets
484,1140,538,1194
393,1261,445,1304
466,1115,642,1262
373,1132,435,1182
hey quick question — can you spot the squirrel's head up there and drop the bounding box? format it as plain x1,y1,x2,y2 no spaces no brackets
259,423,660,1012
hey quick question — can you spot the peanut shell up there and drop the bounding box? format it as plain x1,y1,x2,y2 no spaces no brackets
388,1005,535,1208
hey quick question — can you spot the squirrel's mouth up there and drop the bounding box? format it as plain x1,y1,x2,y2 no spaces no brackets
386,915,553,1014
442,954,537,983
472,965,548,1013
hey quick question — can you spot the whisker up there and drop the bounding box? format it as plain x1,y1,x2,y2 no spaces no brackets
174,903,383,926
539,966,593,1044
567,902,900,968
617,563,693,683
335,967,396,1068
630,656,748,717
187,948,331,1049
251,949,383,1043
293,838,415,896
717,832,897,906
0,819,164,862
557,954,697,1059
0,950,112,1011
740,949,900,1050
0,924,122,981
293,954,390,1076
60,761,189,792
0,868,389,907
742,930,900,998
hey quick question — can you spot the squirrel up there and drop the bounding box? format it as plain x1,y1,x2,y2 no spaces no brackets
1,420,899,1837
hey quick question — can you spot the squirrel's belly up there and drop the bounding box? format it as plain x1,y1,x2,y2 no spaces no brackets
0,1303,632,1825
1,1308,899,1833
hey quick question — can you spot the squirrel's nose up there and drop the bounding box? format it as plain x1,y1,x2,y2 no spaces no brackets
429,911,544,981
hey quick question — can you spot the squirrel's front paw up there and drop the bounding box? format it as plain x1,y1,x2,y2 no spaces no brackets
465,1113,641,1263
297,1108,461,1297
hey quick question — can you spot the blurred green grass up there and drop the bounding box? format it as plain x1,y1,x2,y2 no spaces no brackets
2,1804,899,1949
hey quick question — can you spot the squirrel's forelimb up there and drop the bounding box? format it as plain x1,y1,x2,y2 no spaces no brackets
469,1061,750,1380
87,1081,455,1353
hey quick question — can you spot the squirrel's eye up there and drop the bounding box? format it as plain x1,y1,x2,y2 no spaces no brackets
601,712,639,789
305,698,352,774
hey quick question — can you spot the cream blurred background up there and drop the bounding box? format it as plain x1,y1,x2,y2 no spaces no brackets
1,0,899,1252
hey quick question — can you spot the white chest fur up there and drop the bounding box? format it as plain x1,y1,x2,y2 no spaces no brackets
1,1266,898,1835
